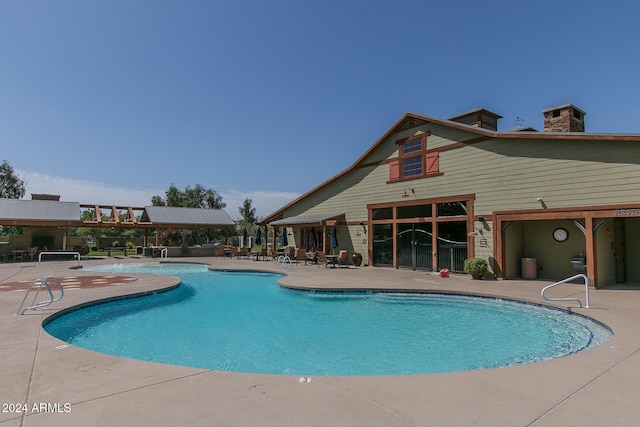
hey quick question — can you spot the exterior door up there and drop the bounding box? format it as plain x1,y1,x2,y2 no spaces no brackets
437,221,467,272
614,218,627,283
372,224,393,267
397,224,432,270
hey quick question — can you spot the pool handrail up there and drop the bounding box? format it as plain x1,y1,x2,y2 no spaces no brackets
275,254,293,270
541,273,591,309
16,275,64,315
38,251,81,266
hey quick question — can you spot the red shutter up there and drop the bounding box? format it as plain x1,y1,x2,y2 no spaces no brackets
389,160,400,181
426,152,439,174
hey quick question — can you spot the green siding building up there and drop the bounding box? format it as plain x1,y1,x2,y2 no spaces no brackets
263,104,640,288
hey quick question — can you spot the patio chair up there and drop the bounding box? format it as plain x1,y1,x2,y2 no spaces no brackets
265,248,275,261
316,251,329,268
337,250,349,268
27,246,39,261
293,248,306,263
215,246,225,258
236,247,249,259
305,250,317,265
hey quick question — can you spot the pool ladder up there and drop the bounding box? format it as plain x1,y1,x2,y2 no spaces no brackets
16,276,64,315
275,255,294,271
541,273,591,309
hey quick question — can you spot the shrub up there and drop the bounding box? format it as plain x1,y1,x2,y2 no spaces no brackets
463,258,489,279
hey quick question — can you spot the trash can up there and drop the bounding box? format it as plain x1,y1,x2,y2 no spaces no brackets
521,257,537,279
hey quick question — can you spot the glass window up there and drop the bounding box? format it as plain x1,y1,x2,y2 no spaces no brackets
402,138,422,154
372,207,393,220
397,204,432,219
403,157,422,177
437,201,467,217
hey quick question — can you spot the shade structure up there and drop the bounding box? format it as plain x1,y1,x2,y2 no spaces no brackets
309,226,317,248
330,226,338,249
243,228,249,247
280,227,288,246
255,227,262,246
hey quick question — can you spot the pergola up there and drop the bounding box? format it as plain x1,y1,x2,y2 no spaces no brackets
0,199,235,248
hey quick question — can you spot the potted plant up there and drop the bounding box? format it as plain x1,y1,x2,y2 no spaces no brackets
463,257,489,280
351,252,363,267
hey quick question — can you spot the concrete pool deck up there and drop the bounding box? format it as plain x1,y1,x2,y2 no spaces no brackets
1,257,639,426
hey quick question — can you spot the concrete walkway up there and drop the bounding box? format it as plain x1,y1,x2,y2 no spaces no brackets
1,257,639,426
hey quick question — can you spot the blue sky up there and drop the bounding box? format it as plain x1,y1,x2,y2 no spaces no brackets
2,1,639,219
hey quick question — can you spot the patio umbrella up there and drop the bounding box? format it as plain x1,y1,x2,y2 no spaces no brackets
309,227,317,248
243,228,249,247
280,227,288,247
255,227,262,246
330,226,338,251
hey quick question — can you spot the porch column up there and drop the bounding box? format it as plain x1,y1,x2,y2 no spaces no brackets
585,215,598,288
322,225,327,253
431,215,438,272
493,217,505,279
65,224,71,250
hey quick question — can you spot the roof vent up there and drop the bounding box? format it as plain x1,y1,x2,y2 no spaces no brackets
448,109,502,131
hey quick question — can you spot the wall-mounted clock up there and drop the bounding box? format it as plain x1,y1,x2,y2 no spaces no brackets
553,228,569,242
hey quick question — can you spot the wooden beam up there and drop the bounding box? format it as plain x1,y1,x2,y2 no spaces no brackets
585,216,598,288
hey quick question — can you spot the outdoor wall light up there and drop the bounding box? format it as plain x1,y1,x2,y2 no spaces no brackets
401,186,415,198
536,197,548,209
359,221,367,235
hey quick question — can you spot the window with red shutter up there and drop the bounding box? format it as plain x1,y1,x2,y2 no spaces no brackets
426,151,439,175
389,132,441,182
389,160,400,181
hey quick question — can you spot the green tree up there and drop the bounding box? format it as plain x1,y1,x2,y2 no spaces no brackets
151,183,228,245
239,198,257,225
152,183,225,209
0,160,26,199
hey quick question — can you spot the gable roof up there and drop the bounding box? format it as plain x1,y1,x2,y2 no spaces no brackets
0,198,80,222
141,206,235,227
261,111,640,224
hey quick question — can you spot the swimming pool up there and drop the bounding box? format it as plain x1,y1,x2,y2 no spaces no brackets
44,263,612,376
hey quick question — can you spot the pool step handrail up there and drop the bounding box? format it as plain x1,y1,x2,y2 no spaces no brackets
541,273,591,309
275,254,293,271
38,251,81,266
16,275,64,315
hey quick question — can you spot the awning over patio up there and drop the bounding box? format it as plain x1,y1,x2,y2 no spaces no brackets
268,212,344,227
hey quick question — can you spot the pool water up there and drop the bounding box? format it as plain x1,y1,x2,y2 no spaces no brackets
44,263,612,376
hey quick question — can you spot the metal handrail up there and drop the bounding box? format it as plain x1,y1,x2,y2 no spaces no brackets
275,255,293,270
38,251,81,266
16,276,64,315
541,273,591,308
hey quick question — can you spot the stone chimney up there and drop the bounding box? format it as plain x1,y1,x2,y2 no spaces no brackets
542,104,586,132
31,194,60,201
